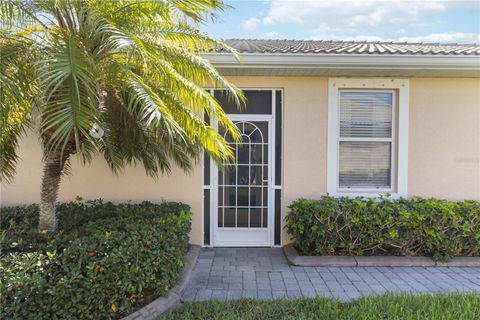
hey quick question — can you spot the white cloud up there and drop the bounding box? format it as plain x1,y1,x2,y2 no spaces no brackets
343,35,386,42
265,0,451,28
309,32,480,44
398,32,480,43
309,32,385,42
264,31,281,38
263,16,274,26
241,1,479,44
264,0,478,39
241,18,261,31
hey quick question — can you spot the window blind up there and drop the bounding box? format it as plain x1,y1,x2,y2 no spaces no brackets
339,141,391,188
340,92,393,138
338,91,394,190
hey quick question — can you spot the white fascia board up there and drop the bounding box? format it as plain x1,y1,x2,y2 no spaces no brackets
204,53,480,70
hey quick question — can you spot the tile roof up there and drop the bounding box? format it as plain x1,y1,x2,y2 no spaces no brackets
218,39,480,55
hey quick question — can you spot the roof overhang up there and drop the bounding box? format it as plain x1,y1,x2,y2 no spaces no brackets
205,53,480,77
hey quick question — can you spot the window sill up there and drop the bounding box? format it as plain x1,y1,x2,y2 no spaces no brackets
329,191,406,199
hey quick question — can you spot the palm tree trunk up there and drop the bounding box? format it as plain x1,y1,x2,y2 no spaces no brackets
39,151,69,232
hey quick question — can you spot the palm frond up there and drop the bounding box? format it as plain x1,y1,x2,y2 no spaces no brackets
100,88,197,176
38,28,99,163
0,29,35,182
1,0,244,181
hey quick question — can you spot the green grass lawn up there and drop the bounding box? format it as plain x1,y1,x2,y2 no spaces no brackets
160,293,479,320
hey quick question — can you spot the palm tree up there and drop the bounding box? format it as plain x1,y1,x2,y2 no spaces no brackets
0,0,243,232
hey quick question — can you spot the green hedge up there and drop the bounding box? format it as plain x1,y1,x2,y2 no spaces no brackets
285,196,480,261
0,200,191,319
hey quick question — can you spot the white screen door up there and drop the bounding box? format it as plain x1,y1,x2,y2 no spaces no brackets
212,115,273,246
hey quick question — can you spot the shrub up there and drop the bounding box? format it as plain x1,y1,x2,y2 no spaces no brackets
0,200,191,319
0,204,39,232
0,199,191,253
285,196,480,261
1,204,47,253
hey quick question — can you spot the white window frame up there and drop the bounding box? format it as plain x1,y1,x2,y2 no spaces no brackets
327,78,409,198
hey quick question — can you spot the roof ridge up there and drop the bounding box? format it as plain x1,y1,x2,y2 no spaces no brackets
223,38,479,47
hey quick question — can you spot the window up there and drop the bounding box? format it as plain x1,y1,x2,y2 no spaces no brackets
327,79,409,197
339,91,395,190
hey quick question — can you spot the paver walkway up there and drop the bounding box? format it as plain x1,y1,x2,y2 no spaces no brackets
183,248,480,302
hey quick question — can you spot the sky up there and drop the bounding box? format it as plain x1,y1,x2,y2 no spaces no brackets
201,0,480,43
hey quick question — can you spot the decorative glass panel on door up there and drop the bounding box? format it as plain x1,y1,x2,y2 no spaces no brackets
218,121,269,229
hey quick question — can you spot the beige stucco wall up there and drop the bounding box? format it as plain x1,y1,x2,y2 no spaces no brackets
1,76,479,246
409,78,480,200
0,134,203,245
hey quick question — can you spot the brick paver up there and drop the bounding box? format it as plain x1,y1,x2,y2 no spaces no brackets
183,248,480,302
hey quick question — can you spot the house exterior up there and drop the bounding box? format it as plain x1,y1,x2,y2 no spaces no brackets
1,40,480,247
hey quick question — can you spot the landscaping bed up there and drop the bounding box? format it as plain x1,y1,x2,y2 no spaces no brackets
0,200,192,319
285,196,480,262
160,293,480,320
